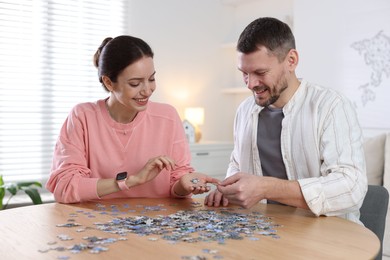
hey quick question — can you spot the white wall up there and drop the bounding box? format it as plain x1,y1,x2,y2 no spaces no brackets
127,0,389,140
126,0,235,142
294,0,390,137
126,0,293,142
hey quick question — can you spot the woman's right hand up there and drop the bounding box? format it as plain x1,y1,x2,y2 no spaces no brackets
127,155,175,187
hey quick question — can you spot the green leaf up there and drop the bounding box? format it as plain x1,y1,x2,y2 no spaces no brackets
0,175,4,210
5,183,18,196
23,188,43,205
17,182,42,189
0,177,43,209
0,187,4,208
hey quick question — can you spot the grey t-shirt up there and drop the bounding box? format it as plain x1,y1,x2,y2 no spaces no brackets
257,106,287,204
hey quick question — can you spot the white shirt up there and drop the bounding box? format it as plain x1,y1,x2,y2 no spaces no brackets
227,79,367,224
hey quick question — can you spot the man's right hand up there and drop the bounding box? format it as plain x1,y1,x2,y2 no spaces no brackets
204,189,229,207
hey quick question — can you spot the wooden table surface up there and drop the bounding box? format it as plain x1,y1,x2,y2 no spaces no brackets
0,197,379,259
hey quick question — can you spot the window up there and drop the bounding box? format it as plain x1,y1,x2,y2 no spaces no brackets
0,0,128,184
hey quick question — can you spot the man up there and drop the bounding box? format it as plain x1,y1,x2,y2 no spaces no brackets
205,17,367,224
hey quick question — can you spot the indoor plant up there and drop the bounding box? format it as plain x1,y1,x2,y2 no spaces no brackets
0,175,43,210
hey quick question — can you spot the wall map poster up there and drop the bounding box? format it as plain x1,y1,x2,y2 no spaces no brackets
342,1,390,128
294,0,390,130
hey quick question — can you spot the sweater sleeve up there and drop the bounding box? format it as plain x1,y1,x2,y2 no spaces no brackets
167,107,194,198
46,107,100,203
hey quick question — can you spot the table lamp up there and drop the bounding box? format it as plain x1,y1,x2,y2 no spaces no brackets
184,107,204,143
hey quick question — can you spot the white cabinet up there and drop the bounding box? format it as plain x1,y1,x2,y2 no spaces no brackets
189,142,233,181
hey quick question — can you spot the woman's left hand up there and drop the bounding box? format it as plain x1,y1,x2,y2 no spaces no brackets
179,172,220,195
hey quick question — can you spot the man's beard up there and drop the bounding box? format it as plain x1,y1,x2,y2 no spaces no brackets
255,82,288,107
255,77,288,107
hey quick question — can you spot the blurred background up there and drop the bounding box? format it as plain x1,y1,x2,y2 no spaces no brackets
1,0,389,183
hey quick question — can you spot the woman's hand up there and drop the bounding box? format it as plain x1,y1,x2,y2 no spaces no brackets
127,155,175,187
175,172,220,196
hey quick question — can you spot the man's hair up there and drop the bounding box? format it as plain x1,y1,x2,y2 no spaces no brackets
237,17,295,61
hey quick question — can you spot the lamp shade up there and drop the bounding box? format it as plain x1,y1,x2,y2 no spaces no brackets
184,107,204,126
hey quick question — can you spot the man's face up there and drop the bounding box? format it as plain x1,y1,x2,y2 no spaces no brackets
238,47,289,108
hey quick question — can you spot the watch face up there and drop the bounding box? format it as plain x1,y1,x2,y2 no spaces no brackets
116,171,127,181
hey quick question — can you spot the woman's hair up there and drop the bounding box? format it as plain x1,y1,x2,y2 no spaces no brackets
237,17,295,62
93,35,154,91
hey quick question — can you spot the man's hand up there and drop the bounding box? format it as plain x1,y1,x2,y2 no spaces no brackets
217,173,308,209
217,172,265,208
204,189,229,207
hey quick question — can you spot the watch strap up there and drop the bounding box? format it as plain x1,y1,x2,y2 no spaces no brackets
117,179,130,191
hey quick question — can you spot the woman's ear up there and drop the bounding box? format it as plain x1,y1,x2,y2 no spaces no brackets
102,76,113,92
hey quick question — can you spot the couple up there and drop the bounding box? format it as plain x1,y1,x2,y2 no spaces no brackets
46,17,367,225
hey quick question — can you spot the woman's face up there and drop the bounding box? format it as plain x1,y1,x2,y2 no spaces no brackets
104,56,156,116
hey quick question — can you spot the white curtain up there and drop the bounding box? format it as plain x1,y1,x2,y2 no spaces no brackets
0,0,128,184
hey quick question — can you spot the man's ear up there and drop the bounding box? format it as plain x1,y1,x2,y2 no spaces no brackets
102,76,113,92
286,49,299,70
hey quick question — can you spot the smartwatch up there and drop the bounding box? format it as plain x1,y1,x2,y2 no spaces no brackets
116,171,130,191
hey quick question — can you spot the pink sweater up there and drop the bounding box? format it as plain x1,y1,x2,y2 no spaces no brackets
46,99,194,203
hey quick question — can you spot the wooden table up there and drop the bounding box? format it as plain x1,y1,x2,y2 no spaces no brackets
0,198,379,259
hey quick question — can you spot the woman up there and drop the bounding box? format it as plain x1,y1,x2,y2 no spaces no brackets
46,35,218,203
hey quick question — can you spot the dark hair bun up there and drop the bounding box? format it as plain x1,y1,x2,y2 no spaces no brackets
93,37,113,68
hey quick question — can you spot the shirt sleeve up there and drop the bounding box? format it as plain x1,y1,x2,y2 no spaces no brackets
227,119,241,178
227,97,256,178
298,97,367,217
45,108,100,203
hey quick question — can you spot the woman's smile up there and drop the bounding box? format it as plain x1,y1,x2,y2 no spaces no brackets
134,97,148,106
